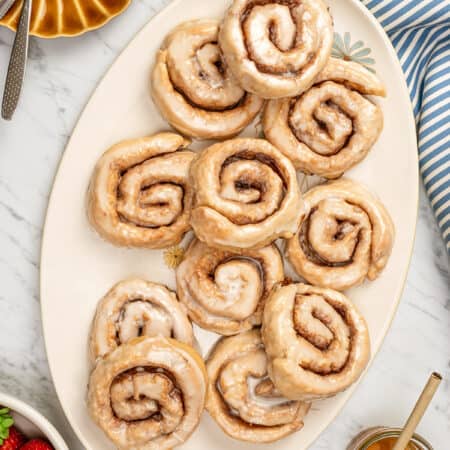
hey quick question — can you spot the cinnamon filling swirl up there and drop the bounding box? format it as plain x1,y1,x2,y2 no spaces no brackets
286,179,395,291
87,132,195,249
176,239,284,335
88,337,207,450
89,279,194,363
206,329,310,443
190,138,305,251
262,283,370,401
219,0,333,98
263,58,386,178
151,20,263,139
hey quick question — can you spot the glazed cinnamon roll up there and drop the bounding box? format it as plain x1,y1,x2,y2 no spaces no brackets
263,58,386,178
286,179,395,291
262,283,370,401
176,239,283,335
89,279,194,363
87,132,195,248
190,138,305,251
88,336,207,450
151,20,264,139
219,0,333,98
206,329,310,443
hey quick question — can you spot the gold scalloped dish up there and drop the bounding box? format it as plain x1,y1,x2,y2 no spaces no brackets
0,0,131,38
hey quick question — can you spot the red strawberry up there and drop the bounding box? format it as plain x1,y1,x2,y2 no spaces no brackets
0,427,24,450
20,439,53,450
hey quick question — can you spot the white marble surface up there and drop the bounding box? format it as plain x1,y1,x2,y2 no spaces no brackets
0,1,448,448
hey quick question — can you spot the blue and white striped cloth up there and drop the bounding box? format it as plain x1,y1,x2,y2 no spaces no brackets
362,0,450,253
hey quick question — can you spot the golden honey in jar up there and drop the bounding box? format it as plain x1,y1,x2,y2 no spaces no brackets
347,427,433,450
366,436,418,450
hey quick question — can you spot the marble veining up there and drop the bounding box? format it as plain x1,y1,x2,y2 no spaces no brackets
0,0,448,448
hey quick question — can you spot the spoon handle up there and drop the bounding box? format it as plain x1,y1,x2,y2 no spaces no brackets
1,0,33,120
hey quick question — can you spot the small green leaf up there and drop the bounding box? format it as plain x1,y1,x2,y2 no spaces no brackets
0,429,8,439
2,418,13,428
0,408,9,415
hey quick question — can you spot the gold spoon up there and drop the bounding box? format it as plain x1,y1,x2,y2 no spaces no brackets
392,372,442,450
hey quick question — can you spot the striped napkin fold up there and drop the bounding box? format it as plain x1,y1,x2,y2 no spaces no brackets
362,0,450,253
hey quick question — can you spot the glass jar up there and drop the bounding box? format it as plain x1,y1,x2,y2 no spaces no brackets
347,427,433,450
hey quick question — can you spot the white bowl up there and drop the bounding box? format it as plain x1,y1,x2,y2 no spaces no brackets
0,392,68,450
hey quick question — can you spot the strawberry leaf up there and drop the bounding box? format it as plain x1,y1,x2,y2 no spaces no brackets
2,418,13,428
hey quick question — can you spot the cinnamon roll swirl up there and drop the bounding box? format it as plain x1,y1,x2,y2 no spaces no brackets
206,329,310,443
88,336,207,450
286,179,395,291
176,239,283,335
190,138,305,251
263,58,386,178
87,133,195,248
89,279,194,363
151,20,264,139
262,283,370,401
219,0,333,99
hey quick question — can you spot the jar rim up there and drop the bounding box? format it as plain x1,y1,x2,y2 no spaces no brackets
360,427,433,450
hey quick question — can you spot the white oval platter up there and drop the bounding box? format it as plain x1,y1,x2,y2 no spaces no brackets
40,0,418,448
